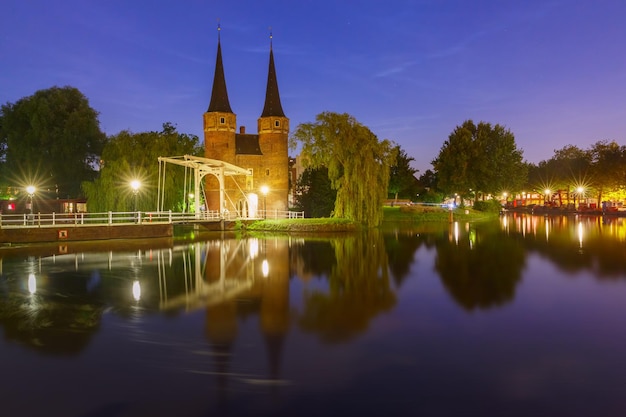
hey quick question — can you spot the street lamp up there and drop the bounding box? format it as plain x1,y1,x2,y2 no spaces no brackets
576,186,585,209
26,185,36,215
130,180,141,212
260,185,269,219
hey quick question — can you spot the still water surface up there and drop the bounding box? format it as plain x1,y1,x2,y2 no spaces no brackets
2,214,626,417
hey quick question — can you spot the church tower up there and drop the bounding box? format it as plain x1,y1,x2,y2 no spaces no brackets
203,27,289,215
257,34,289,213
203,26,236,211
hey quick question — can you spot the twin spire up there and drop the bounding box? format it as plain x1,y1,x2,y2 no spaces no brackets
207,24,285,118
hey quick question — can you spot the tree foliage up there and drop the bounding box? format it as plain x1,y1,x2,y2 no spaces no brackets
82,123,202,212
527,141,626,204
588,140,626,202
291,112,397,227
432,120,526,199
416,169,443,203
388,145,419,201
293,167,337,218
0,86,106,197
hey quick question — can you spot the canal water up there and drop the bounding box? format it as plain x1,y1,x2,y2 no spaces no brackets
1,214,626,417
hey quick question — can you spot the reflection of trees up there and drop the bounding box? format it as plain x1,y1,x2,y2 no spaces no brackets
0,271,104,355
383,228,424,287
290,239,336,278
298,231,396,343
435,223,526,311
503,215,626,280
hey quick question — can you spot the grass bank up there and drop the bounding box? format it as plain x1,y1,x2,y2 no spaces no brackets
382,205,500,223
243,217,359,233
240,205,499,233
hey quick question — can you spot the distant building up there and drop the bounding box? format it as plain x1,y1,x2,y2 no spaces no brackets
203,29,289,215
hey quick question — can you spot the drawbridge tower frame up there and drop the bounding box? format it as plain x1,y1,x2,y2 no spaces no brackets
157,155,253,217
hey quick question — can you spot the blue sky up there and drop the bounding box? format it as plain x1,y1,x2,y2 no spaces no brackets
2,0,625,174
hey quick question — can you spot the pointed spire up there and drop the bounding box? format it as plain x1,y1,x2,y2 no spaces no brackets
207,23,233,113
260,30,285,118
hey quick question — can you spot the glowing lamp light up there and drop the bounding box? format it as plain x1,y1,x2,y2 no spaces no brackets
130,180,141,193
28,273,37,294
132,280,141,301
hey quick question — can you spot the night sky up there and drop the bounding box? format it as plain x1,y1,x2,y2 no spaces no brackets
2,0,625,174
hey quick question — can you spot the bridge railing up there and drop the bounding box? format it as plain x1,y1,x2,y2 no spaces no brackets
0,209,304,228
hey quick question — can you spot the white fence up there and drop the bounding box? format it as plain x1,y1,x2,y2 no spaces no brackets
0,210,304,228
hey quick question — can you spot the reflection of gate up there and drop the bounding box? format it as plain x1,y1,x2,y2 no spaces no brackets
157,155,253,217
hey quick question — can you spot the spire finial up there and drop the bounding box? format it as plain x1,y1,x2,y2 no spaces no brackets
217,19,221,41
269,26,273,48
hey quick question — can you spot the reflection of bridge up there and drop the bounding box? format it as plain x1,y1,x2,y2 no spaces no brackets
18,238,271,312
157,240,265,311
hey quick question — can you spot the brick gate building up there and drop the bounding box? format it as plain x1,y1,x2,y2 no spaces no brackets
203,28,289,216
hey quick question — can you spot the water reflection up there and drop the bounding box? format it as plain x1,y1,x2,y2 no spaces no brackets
2,217,626,358
296,230,396,343
501,213,626,278
2,218,626,415
435,221,526,310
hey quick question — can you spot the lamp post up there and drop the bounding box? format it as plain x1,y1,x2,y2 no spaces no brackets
130,180,141,212
576,186,584,210
260,185,269,219
26,185,36,215
187,193,194,213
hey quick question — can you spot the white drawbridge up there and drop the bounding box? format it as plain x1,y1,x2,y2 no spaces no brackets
157,155,254,217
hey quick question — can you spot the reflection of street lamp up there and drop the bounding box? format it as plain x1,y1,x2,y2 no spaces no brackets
130,180,141,212
26,185,36,214
132,280,141,302
260,185,269,219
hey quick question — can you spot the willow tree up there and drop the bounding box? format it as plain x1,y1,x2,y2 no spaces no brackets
291,112,397,227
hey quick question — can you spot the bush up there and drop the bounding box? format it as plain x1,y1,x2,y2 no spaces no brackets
473,200,502,213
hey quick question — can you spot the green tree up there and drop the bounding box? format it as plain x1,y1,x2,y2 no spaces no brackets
82,123,202,212
416,169,443,203
291,112,397,227
431,121,477,198
0,86,106,198
474,122,527,197
588,140,626,203
541,145,591,205
388,145,419,202
294,167,337,217
432,120,526,201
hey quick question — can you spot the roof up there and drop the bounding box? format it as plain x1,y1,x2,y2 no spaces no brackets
207,40,233,113
235,134,263,155
260,46,286,118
